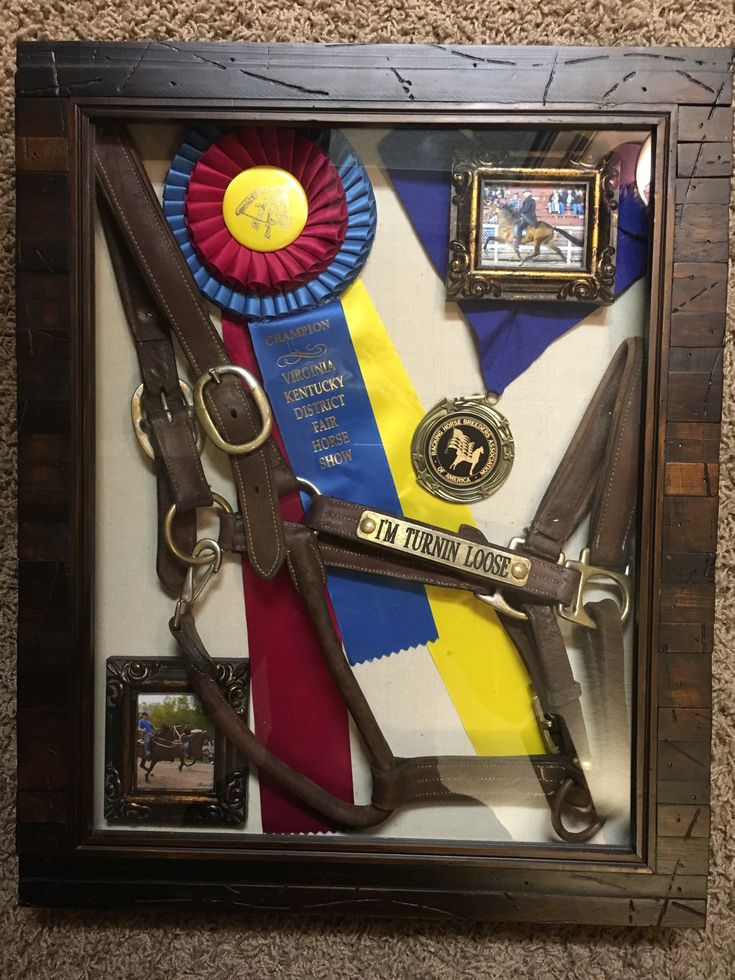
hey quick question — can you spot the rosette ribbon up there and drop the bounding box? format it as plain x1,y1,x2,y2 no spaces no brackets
164,126,376,320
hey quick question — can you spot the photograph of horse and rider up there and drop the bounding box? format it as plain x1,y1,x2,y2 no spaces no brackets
136,693,215,792
480,181,588,270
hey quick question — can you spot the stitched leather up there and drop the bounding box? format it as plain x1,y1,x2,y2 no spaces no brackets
100,194,210,593
371,756,592,810
305,496,582,606
220,509,578,602
525,338,643,568
95,127,286,581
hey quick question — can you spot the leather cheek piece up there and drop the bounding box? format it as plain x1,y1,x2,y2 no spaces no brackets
96,126,287,581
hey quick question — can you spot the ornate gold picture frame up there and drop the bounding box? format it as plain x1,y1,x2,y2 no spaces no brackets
105,658,249,825
447,160,617,303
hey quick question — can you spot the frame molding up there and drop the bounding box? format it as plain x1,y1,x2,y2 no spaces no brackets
14,41,733,926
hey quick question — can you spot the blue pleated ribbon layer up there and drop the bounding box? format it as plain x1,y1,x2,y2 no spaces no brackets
163,128,377,321
249,300,438,664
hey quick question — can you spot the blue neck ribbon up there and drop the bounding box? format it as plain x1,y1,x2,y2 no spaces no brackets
379,132,649,395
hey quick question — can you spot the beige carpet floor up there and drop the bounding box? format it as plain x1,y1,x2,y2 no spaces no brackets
2,3,735,978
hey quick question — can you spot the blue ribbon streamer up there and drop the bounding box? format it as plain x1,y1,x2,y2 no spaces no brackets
249,300,438,665
379,132,649,395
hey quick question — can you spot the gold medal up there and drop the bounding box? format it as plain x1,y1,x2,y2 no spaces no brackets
411,395,514,503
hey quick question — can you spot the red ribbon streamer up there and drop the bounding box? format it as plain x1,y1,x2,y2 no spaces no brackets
222,317,355,833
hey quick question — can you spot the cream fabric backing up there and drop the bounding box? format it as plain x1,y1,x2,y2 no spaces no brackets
93,125,643,843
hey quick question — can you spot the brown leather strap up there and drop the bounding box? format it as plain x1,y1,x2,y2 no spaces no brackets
100,196,211,593
584,598,630,786
525,337,643,567
504,606,591,767
172,608,391,828
371,755,593,811
95,127,286,580
499,339,642,777
170,603,594,829
304,496,581,607
588,342,644,568
219,509,579,604
282,522,396,771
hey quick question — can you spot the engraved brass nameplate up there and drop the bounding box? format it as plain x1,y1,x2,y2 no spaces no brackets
356,511,530,588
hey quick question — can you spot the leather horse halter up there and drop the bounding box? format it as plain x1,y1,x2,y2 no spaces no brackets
96,127,642,842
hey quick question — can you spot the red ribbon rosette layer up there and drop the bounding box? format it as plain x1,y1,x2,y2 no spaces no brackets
185,128,349,297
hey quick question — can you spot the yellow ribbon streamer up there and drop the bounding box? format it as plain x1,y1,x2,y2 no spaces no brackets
343,280,544,756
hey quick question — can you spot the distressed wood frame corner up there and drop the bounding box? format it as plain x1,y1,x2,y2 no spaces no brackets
14,41,733,926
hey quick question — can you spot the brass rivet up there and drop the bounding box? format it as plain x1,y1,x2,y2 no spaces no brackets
510,561,527,581
359,516,377,535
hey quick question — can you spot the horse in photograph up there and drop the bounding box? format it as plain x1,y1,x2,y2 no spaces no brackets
136,724,207,782
484,205,582,265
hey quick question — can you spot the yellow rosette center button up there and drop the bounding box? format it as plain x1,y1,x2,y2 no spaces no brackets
222,166,309,253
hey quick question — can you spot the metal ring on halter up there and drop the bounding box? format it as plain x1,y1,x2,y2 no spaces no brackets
193,364,273,455
550,776,604,843
163,491,234,566
295,478,321,517
296,477,321,498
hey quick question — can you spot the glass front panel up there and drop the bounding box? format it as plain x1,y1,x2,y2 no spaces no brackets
94,120,654,848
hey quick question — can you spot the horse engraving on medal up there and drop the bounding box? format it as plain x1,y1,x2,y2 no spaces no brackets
412,396,514,503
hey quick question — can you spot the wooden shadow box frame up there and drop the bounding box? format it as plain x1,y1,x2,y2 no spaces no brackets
14,41,733,926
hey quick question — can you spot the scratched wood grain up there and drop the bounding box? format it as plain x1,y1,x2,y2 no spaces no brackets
678,140,732,177
13,38,733,926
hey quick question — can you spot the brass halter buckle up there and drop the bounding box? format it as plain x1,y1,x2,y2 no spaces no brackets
558,547,632,630
193,364,272,456
130,379,202,459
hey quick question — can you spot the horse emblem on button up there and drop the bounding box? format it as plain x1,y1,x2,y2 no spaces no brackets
221,165,309,253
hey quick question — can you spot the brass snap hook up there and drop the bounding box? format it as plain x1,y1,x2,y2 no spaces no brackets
550,776,605,843
173,539,222,629
558,547,632,630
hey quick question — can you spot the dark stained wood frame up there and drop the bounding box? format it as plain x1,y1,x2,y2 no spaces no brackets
14,42,733,926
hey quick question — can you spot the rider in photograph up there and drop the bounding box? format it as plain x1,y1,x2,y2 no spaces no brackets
137,711,154,759
514,190,538,246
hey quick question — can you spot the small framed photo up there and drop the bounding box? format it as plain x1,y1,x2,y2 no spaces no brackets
447,161,617,304
105,659,249,825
